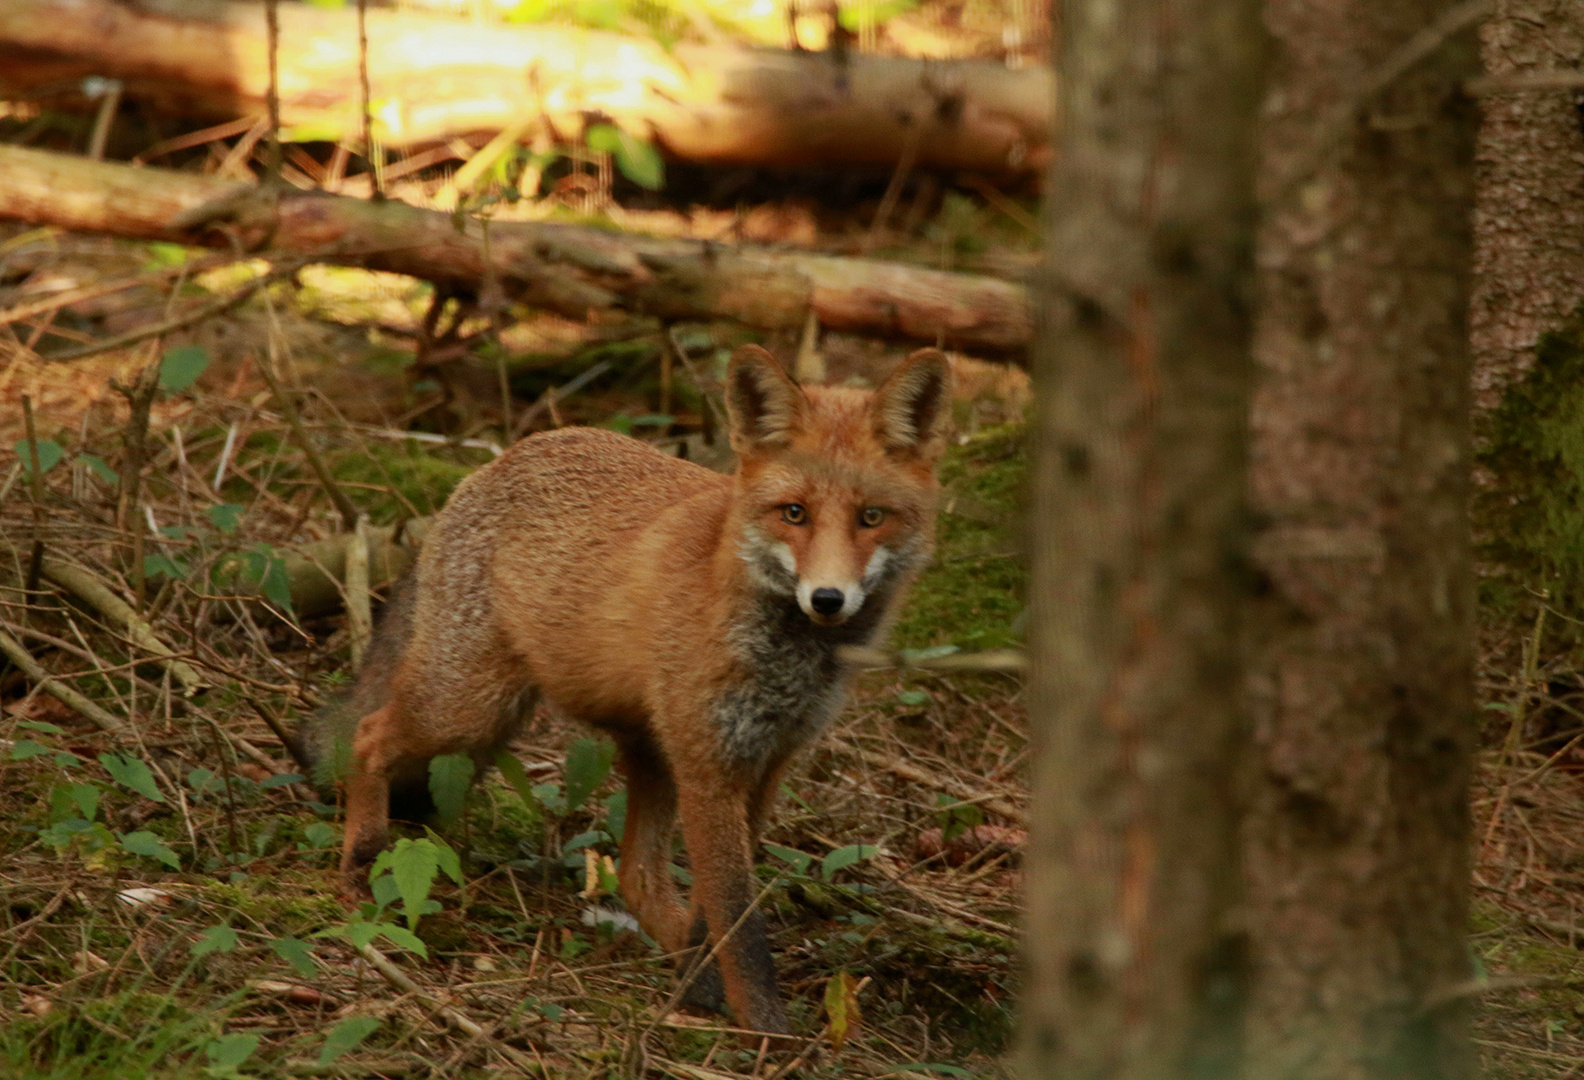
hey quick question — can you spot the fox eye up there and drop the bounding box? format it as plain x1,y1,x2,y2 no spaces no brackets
859,507,885,528
781,504,808,526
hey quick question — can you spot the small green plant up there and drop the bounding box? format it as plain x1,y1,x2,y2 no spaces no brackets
934,793,984,843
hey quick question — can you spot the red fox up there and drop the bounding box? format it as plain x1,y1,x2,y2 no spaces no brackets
310,345,951,1035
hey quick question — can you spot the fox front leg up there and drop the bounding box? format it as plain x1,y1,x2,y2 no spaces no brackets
674,770,790,1036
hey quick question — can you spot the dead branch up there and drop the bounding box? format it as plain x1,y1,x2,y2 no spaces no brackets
0,0,1052,174
0,145,1032,357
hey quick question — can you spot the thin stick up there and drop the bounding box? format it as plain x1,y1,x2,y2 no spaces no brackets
264,0,283,186
345,516,372,666
257,290,361,531
356,943,541,1073
357,0,384,200
21,395,46,598
86,79,123,162
644,872,783,1040
0,626,126,734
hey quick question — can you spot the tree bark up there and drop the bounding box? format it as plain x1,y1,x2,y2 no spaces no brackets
0,145,1032,356
1243,3,1480,1077
0,0,1052,175
1022,1,1261,1078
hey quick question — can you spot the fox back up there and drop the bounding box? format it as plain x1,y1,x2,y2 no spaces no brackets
319,345,951,1035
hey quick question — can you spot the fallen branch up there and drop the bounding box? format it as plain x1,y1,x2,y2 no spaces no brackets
1,540,204,694
0,0,1052,174
0,626,128,735
0,145,1033,357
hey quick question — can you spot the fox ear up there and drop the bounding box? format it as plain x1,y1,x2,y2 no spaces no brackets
726,346,807,452
873,349,952,457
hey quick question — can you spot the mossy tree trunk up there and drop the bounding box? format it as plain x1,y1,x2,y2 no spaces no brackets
1022,0,1262,1074
1242,3,1480,1077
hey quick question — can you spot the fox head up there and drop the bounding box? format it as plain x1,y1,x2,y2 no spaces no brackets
726,345,951,627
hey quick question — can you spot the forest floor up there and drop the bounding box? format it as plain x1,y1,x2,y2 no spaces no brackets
0,185,1033,1079
1,82,1581,1080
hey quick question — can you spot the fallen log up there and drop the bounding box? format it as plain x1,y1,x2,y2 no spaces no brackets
0,145,1033,356
0,0,1053,175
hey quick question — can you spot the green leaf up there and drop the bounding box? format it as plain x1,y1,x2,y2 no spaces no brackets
530,781,565,815
159,345,210,392
77,453,119,485
192,924,239,957
260,772,305,789
14,438,63,479
11,739,54,761
837,0,919,31
205,1033,259,1073
300,821,339,850
143,553,189,581
378,922,429,957
246,543,295,617
496,750,541,811
271,936,317,978
317,1016,380,1066
563,736,615,814
144,242,188,267
764,842,815,876
16,720,66,734
98,753,167,802
896,690,930,707
67,782,100,822
373,837,441,930
585,123,664,190
631,413,675,427
603,789,627,843
206,503,244,534
427,753,475,823
821,843,876,881
98,753,167,803
426,830,463,886
120,830,180,869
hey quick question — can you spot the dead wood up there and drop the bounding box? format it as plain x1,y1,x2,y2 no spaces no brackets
0,145,1033,356
0,0,1052,175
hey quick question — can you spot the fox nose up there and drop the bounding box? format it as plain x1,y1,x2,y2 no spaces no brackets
810,588,845,616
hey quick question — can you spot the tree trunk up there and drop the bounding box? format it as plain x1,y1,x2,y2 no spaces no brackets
0,0,1052,174
1022,1,1261,1078
0,145,1032,356
1469,3,1584,413
1243,3,1480,1077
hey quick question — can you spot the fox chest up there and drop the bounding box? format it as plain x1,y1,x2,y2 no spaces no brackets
713,613,874,769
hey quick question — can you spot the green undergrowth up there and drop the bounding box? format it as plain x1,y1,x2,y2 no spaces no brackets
1478,307,1584,627
893,423,1028,653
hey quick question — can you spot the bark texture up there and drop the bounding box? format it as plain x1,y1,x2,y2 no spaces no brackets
1245,4,1479,1077
0,0,1052,174
0,145,1031,356
1022,0,1261,1075
1470,3,1584,413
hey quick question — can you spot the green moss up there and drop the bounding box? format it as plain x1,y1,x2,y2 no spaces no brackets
331,442,485,522
1479,308,1584,618
892,424,1028,652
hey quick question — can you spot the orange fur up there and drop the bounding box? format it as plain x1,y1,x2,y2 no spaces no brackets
330,346,951,1034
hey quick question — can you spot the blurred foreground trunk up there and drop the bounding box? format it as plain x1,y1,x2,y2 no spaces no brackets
1241,3,1481,1077
0,0,1051,174
0,145,1032,356
1022,0,1262,1075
